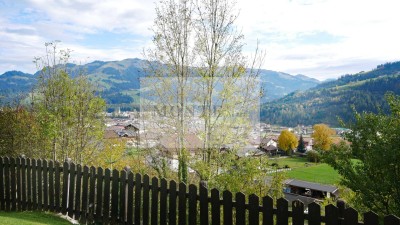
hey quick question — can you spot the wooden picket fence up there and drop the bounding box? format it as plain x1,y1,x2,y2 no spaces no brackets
0,156,399,225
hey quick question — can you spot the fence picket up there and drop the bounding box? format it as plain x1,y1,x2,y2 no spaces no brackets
160,178,168,225
151,177,159,225
111,169,120,224
134,173,142,225
188,184,198,225
384,215,400,225
21,157,27,211
249,194,259,225
16,157,21,211
364,211,379,225
277,198,289,225
344,207,358,225
4,157,10,211
223,190,233,225
80,166,89,224
120,170,127,224
169,180,177,225
10,157,16,211
37,159,42,211
325,204,339,225
27,158,32,211
103,168,111,224
61,160,69,214
211,188,220,225
0,157,5,210
262,196,274,225
48,160,54,212
179,182,187,225
200,184,209,225
236,192,246,225
95,167,104,223
127,172,134,225
54,161,60,212
68,162,76,218
308,202,321,225
75,164,82,220
142,174,150,225
292,200,304,225
42,160,48,211
88,166,96,224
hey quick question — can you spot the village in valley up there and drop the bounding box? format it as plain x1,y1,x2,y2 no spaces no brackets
104,108,346,205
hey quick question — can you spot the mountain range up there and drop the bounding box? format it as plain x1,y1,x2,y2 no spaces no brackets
261,61,400,127
0,58,320,109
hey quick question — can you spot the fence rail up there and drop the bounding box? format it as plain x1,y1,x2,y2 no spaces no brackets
0,156,399,225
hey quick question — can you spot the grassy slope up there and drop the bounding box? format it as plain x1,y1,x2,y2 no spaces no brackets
268,156,341,185
0,211,74,225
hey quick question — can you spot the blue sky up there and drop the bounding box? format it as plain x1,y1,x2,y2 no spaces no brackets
0,0,399,80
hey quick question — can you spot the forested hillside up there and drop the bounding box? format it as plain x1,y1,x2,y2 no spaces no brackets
261,62,400,126
0,58,319,110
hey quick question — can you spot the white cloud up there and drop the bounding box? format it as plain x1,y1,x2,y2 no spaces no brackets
1,0,400,80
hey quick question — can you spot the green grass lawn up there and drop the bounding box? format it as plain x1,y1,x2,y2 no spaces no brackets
268,156,341,185
0,211,74,225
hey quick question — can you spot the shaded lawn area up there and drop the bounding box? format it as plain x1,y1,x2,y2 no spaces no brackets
0,211,74,225
268,156,341,185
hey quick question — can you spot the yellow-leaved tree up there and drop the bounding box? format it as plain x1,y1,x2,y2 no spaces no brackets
278,130,298,154
312,124,335,151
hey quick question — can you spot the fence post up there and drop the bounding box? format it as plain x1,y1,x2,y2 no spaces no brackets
61,158,71,215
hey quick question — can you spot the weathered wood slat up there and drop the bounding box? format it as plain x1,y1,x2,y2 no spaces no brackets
36,159,42,211
16,157,21,211
308,202,321,225
21,157,27,211
68,162,76,218
119,170,127,224
61,160,69,214
249,194,259,225
43,160,49,211
80,166,89,224
344,207,358,225
134,173,142,225
169,180,177,225
276,198,289,225
222,191,232,225
48,160,54,212
200,184,208,225
188,184,197,225
127,172,134,225
0,157,5,210
151,177,159,225
262,196,274,225
54,161,61,212
143,174,150,225
4,157,10,211
75,164,82,220
292,200,304,225
178,182,187,225
103,168,111,224
88,166,96,224
384,215,400,225
363,211,379,225
211,188,220,225
26,158,32,211
111,169,119,224
235,192,246,225
325,204,339,225
95,167,104,223
159,178,168,225
10,157,17,211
